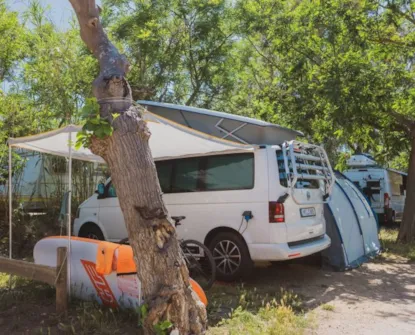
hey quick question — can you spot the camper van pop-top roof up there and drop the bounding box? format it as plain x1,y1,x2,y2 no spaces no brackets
137,101,303,145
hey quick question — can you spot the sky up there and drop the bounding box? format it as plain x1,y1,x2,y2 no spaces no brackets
8,0,102,30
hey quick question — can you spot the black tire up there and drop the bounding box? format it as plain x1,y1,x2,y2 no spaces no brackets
385,208,395,226
78,223,105,240
208,232,253,282
181,239,216,290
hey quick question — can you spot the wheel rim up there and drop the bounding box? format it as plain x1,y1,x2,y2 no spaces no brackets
213,240,241,275
86,233,99,240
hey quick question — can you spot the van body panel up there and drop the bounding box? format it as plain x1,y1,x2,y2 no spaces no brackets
74,145,331,267
249,234,331,261
98,197,125,240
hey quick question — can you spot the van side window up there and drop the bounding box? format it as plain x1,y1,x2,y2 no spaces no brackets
172,158,201,192
156,161,173,193
107,184,117,197
205,154,254,191
155,153,255,194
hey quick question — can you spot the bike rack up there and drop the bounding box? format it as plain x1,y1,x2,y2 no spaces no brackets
281,141,335,205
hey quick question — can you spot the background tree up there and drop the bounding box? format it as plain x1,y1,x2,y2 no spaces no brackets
102,0,236,107
221,0,415,240
68,1,207,334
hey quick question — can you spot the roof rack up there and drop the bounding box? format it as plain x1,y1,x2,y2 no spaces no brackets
281,141,335,205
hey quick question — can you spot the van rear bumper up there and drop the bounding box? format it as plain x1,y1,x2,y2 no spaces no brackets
248,234,331,261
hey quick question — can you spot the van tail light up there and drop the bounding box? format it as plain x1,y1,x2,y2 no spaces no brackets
269,202,285,223
384,192,390,208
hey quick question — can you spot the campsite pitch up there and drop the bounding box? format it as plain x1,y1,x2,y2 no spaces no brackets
0,250,414,334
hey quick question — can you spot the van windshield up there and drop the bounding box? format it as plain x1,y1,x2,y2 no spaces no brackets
276,151,320,189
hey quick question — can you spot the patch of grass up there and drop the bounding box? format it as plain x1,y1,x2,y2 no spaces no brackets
321,304,335,312
0,274,139,334
58,301,140,335
207,284,310,334
0,273,55,312
206,283,303,326
207,303,311,335
0,272,9,287
379,228,415,261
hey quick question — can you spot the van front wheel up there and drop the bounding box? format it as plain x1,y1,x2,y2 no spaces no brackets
208,232,253,282
78,223,105,241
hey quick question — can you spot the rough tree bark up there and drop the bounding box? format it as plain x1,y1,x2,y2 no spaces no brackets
67,1,207,334
398,127,415,242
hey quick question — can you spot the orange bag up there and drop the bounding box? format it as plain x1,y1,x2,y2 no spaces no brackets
96,241,119,275
116,245,137,274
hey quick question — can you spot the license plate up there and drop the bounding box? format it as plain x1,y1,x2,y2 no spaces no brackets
300,207,316,217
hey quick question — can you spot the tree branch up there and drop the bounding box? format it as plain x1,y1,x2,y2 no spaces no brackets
381,2,415,26
68,0,132,115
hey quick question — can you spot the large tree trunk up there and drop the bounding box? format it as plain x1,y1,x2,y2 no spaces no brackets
68,1,207,334
398,128,415,242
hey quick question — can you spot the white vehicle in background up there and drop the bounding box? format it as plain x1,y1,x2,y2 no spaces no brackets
74,102,334,281
344,154,407,224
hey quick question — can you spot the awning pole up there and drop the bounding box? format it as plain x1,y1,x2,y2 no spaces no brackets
8,145,12,260
67,132,72,300
8,144,12,288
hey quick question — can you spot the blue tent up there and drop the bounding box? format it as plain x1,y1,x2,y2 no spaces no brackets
322,171,380,270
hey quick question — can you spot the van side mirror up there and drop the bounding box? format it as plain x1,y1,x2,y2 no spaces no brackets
97,183,105,198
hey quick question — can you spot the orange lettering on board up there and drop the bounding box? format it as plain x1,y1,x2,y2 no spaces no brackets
81,259,119,308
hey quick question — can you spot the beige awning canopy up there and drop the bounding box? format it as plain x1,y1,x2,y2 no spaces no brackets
8,111,254,162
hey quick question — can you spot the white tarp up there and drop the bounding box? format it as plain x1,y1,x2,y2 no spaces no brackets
8,111,254,161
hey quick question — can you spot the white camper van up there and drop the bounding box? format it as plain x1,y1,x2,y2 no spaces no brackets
344,154,407,224
74,103,334,281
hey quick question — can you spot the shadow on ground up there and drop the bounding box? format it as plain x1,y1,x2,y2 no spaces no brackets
208,255,415,329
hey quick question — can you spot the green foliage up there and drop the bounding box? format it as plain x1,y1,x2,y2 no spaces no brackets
0,1,97,177
22,1,97,126
136,302,173,334
335,152,351,172
0,0,26,81
75,98,113,150
215,0,415,168
2,0,414,170
102,0,236,106
137,303,148,327
154,320,173,335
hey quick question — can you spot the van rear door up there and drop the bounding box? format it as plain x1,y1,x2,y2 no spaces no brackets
276,141,335,242
365,179,383,210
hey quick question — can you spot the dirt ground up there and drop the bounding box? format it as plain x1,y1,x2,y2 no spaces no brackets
266,260,415,335
1,258,414,334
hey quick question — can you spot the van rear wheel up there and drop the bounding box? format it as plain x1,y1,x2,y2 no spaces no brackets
208,232,253,282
